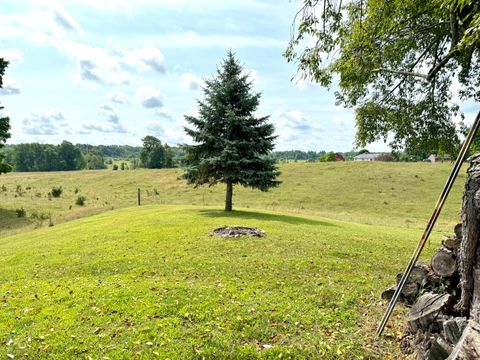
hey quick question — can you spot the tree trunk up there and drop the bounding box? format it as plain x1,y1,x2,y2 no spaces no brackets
457,154,480,320
225,181,233,211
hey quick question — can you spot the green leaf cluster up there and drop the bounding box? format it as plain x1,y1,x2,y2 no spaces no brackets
286,0,480,154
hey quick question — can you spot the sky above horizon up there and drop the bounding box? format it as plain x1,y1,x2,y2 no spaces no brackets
0,1,477,152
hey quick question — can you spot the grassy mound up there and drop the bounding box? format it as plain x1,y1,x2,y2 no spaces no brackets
0,205,436,358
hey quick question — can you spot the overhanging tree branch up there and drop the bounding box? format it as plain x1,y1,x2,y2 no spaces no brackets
372,68,429,79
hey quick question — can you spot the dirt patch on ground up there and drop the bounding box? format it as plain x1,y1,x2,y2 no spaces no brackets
211,226,265,238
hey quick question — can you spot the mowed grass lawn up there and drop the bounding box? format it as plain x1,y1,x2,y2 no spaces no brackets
0,161,466,237
0,205,440,359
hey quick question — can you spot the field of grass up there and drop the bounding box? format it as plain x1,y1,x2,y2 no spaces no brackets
0,162,466,237
0,205,441,358
0,161,468,358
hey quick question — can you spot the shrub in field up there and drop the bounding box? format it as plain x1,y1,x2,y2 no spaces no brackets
1,184,6,192
15,184,24,197
30,211,50,221
51,186,63,198
112,164,118,170
76,195,86,206
15,208,26,218
74,187,79,194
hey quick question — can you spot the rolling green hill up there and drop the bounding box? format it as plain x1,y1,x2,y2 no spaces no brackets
0,162,467,237
0,205,433,358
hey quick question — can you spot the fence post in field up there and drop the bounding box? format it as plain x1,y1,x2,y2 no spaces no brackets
138,188,141,206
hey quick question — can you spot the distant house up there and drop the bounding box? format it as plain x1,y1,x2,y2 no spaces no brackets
427,154,452,163
335,153,345,161
353,153,384,161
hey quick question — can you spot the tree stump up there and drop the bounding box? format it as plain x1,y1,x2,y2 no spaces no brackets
458,154,480,321
447,320,480,359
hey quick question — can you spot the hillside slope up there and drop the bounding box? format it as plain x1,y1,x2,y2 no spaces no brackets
0,162,465,236
0,205,437,358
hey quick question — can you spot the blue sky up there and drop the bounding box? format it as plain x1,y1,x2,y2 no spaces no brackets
0,1,476,152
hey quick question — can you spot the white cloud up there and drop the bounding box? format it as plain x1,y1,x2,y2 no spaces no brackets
0,77,21,95
65,44,131,85
0,10,166,86
275,109,325,150
107,90,128,104
144,31,284,48
0,49,24,66
81,104,127,133
22,110,69,135
155,108,173,119
181,73,203,90
123,45,166,73
135,85,164,109
145,118,188,145
53,6,83,33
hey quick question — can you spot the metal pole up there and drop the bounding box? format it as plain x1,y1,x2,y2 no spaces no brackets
375,110,480,338
138,188,141,206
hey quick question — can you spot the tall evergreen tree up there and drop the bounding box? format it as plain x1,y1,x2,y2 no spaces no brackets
0,58,12,175
184,51,281,211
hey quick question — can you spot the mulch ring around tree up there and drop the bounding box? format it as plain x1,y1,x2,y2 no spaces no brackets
210,226,265,238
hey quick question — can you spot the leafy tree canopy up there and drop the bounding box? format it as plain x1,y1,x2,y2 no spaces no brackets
184,50,281,211
318,151,337,162
0,58,12,175
285,0,479,155
140,135,174,169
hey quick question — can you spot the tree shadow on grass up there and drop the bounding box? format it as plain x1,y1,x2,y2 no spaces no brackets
0,208,32,233
198,209,336,227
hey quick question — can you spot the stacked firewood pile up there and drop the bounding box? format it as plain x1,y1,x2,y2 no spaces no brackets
382,223,480,359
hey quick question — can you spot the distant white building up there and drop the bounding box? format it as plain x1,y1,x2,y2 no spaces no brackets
353,153,384,161
427,154,452,163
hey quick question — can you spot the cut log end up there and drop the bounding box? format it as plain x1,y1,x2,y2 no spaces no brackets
408,293,454,333
431,248,457,277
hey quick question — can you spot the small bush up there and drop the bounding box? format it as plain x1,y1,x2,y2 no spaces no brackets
30,211,50,221
51,186,63,198
112,164,119,170
76,195,86,206
74,187,80,194
15,208,26,218
1,184,6,192
15,184,24,197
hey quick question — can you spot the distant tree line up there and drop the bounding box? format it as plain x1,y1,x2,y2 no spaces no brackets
1,137,185,172
75,144,141,159
4,141,86,172
270,150,325,162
